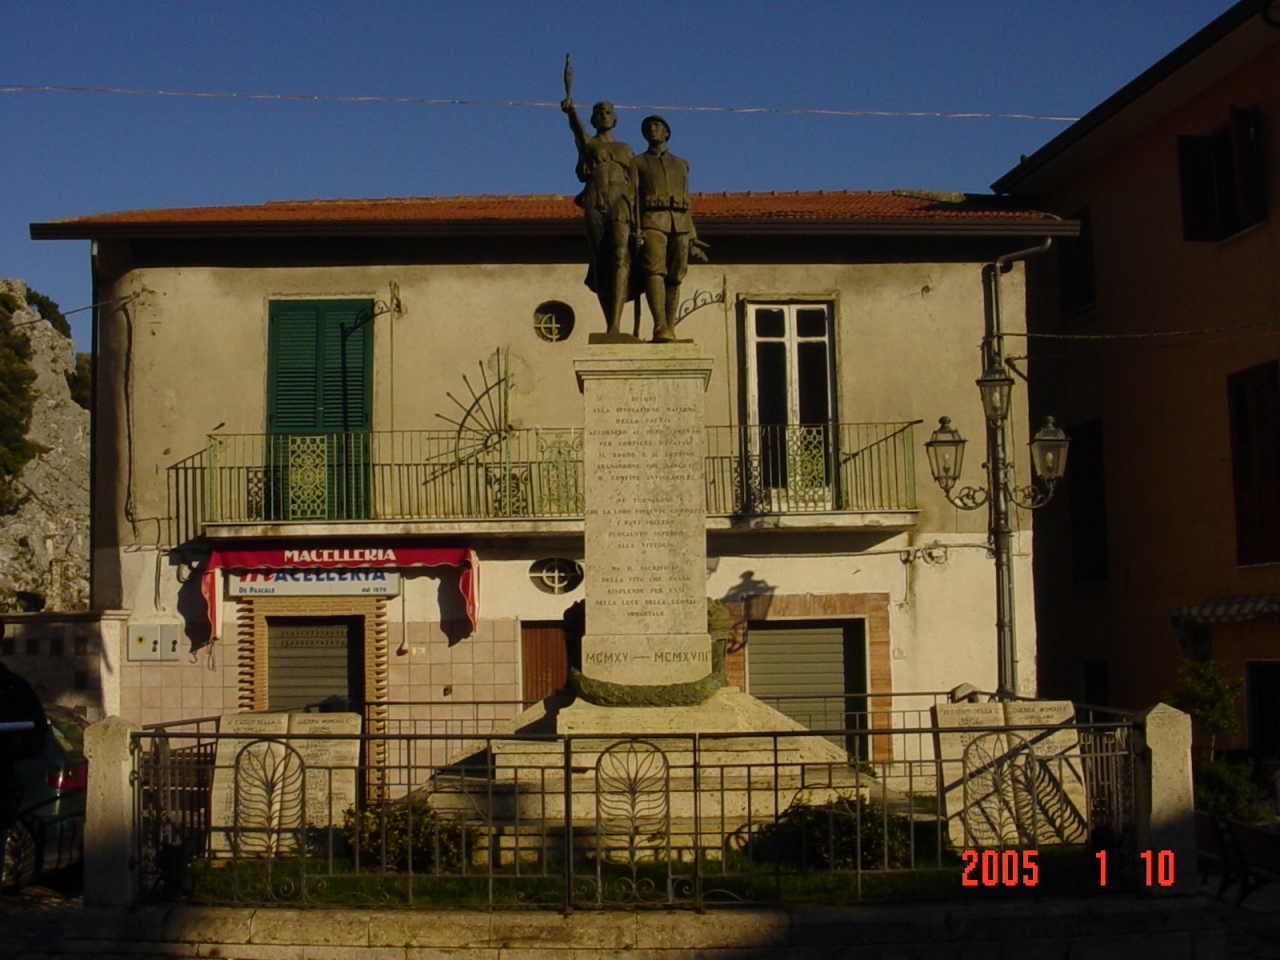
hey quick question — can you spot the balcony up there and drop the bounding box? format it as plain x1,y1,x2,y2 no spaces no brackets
166,423,918,543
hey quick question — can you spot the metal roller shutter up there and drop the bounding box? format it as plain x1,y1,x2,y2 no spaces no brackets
746,621,861,731
267,620,358,711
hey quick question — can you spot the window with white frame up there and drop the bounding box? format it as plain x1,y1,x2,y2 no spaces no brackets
743,302,836,508
745,302,835,427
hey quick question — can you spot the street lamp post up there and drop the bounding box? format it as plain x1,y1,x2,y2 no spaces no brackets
924,239,1068,700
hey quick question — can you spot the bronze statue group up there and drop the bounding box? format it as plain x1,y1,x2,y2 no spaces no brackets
563,95,709,342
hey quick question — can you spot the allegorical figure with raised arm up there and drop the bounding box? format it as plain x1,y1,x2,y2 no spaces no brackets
629,114,708,342
561,95,636,334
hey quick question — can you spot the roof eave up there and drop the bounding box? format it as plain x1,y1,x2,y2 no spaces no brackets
30,216,1073,242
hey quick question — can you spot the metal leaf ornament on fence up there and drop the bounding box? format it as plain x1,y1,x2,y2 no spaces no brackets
1024,747,1089,844
233,739,305,858
595,740,671,901
961,732,1036,847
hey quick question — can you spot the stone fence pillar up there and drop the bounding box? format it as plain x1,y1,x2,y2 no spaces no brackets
83,715,141,907
1135,702,1196,895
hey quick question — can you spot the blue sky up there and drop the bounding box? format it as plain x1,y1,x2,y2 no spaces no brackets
0,0,1234,348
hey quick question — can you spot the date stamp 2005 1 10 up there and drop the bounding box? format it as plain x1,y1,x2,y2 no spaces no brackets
961,849,1177,888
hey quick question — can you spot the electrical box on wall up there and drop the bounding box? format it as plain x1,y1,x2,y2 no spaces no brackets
127,624,182,662
128,625,161,661
160,624,182,661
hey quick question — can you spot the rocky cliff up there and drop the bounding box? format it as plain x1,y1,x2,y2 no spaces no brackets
0,279,89,611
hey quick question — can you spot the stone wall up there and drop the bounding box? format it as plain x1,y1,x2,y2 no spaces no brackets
59,900,1224,959
0,279,89,612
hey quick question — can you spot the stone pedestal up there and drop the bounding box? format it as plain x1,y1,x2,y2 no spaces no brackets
435,343,865,851
574,344,715,703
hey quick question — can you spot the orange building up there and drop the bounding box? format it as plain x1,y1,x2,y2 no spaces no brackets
996,0,1280,752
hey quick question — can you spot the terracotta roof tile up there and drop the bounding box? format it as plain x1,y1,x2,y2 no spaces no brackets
42,190,1057,227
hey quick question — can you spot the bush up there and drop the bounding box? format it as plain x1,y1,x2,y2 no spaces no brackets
744,793,914,870
24,287,70,339
1167,658,1241,758
1194,759,1269,822
0,297,40,513
341,796,476,872
67,352,91,410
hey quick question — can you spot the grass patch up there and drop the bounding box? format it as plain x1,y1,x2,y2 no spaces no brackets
181,843,1133,908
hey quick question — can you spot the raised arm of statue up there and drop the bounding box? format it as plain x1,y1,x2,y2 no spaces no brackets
562,98,588,154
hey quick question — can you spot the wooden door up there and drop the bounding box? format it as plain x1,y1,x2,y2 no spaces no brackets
521,621,567,705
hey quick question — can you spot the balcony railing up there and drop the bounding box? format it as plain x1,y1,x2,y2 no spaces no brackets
203,429,586,524
705,421,917,514
166,422,917,535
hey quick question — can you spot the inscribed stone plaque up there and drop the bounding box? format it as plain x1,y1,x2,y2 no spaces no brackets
209,713,291,854
287,712,361,828
933,703,1008,848
934,700,1089,848
208,712,362,855
576,345,714,687
1003,701,1088,844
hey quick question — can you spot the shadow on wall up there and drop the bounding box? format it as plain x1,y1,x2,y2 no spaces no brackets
720,569,777,654
176,570,212,653
430,566,472,646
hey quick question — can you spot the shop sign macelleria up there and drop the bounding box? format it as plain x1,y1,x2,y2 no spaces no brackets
228,569,401,597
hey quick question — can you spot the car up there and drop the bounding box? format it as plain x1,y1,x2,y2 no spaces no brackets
2,705,88,890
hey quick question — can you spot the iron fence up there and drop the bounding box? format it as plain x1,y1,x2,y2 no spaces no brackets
133,702,1138,908
166,423,918,535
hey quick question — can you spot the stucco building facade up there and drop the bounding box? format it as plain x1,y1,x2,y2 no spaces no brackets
23,190,1070,730
996,0,1280,750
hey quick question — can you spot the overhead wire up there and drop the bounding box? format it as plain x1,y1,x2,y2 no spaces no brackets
8,293,140,328
1008,317,1280,340
0,83,1081,123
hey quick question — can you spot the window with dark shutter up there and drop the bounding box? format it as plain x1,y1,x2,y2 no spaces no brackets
265,299,373,520
1228,360,1280,565
1178,105,1266,242
1080,660,1110,707
1059,207,1096,317
268,300,372,433
1068,418,1109,583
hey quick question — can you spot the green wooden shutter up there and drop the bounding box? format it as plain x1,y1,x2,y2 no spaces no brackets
266,300,373,520
318,302,372,432
268,302,323,432
268,300,371,432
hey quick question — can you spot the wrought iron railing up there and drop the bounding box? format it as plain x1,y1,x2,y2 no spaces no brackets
705,421,919,515
166,448,208,547
202,429,586,524
168,422,917,533
132,703,1139,908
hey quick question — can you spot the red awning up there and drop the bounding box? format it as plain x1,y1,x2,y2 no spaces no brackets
200,546,476,638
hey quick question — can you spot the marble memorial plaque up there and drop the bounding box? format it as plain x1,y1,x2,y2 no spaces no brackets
932,703,1008,848
1003,701,1088,844
208,712,362,855
209,713,291,854
934,700,1089,848
287,712,362,828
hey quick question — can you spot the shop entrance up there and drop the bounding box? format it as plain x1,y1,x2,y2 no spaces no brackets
266,616,364,711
